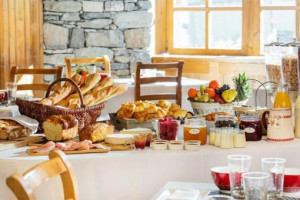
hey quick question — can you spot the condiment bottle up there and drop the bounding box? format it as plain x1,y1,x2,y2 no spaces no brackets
273,84,292,109
233,129,246,148
239,115,262,141
295,86,300,138
220,128,234,149
183,118,207,145
209,127,216,145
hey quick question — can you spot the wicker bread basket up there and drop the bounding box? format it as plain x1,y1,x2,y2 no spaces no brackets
16,78,105,130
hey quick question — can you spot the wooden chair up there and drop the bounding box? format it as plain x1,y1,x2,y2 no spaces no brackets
134,61,184,106
65,56,111,78
10,66,63,92
6,150,78,200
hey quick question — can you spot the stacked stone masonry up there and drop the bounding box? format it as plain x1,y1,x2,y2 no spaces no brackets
43,0,152,80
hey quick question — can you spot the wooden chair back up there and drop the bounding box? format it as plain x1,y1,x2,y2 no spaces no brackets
135,61,184,106
65,56,111,78
6,150,78,200
10,66,63,92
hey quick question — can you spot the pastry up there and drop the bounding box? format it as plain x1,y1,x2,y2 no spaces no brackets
117,108,134,119
133,111,147,122
158,100,171,108
79,123,114,143
42,115,78,141
0,120,31,140
173,109,188,118
169,103,181,112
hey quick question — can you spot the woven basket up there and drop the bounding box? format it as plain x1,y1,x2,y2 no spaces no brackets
16,78,106,130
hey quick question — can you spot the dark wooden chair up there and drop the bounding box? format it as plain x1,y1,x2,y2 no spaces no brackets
134,61,184,106
10,66,63,92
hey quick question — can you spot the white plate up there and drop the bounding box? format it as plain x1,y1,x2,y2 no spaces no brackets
154,188,210,200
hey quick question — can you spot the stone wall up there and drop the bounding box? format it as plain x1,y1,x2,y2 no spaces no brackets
43,0,152,79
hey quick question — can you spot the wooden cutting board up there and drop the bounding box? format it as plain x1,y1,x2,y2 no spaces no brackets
26,148,110,156
0,135,45,152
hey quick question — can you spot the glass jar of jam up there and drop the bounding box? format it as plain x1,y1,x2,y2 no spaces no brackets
184,118,207,145
239,115,262,141
215,115,236,128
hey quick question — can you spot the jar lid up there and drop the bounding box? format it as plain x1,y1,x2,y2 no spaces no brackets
241,115,260,121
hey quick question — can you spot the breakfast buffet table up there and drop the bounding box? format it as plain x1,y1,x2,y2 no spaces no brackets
1,137,300,200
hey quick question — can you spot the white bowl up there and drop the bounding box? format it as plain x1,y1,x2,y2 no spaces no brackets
185,140,201,151
152,140,168,150
168,140,184,151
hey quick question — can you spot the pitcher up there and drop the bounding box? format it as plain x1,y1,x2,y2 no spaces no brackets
262,108,294,141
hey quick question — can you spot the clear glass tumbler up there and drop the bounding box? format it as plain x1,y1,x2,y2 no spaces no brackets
227,155,251,199
6,82,17,106
261,158,286,199
203,195,233,200
243,172,269,200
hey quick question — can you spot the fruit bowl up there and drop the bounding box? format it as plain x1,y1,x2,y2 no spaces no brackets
210,166,230,194
284,168,300,193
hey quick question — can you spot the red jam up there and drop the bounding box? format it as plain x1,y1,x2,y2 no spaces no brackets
239,115,262,141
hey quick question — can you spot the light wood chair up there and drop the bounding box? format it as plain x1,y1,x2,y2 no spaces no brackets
10,66,63,92
65,56,111,78
6,150,78,200
134,61,184,106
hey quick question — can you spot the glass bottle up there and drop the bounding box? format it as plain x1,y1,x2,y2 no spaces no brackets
273,84,292,109
295,86,300,138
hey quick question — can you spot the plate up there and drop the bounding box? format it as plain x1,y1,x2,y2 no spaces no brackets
154,188,210,200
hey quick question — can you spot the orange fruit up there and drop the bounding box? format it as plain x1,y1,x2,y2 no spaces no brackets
188,88,199,98
205,88,216,98
209,80,220,89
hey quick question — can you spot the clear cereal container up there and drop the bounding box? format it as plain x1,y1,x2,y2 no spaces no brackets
264,40,285,93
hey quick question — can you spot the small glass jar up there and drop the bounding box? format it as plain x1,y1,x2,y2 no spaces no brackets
220,128,234,149
239,115,262,141
215,115,236,128
184,118,207,145
157,118,180,141
233,129,246,148
209,127,216,145
214,128,222,147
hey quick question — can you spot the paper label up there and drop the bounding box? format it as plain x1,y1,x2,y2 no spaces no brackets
245,127,255,134
189,129,200,134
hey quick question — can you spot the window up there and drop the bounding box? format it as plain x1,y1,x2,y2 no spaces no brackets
157,0,300,55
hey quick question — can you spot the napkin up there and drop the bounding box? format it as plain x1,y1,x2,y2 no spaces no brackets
0,115,39,134
0,105,20,117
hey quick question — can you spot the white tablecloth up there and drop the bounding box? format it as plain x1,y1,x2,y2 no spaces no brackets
1,137,300,200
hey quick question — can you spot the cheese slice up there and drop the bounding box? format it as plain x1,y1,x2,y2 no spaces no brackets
105,134,134,145
120,128,152,135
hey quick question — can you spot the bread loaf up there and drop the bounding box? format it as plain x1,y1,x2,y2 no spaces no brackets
42,115,78,141
39,74,82,106
86,84,128,106
57,73,101,107
0,120,31,140
79,123,114,142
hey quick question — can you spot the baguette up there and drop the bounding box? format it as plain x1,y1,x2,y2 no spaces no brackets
56,73,101,107
67,77,115,108
39,74,82,106
85,84,128,106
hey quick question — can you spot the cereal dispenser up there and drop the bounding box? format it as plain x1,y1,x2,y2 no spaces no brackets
281,39,300,103
264,40,285,93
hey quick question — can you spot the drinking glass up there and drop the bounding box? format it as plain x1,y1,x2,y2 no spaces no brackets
134,133,146,149
203,195,233,200
227,155,251,199
243,172,269,200
6,82,17,106
261,158,286,199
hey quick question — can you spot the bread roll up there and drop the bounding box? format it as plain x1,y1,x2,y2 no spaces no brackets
79,123,114,143
173,109,188,118
42,115,78,141
39,74,82,106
